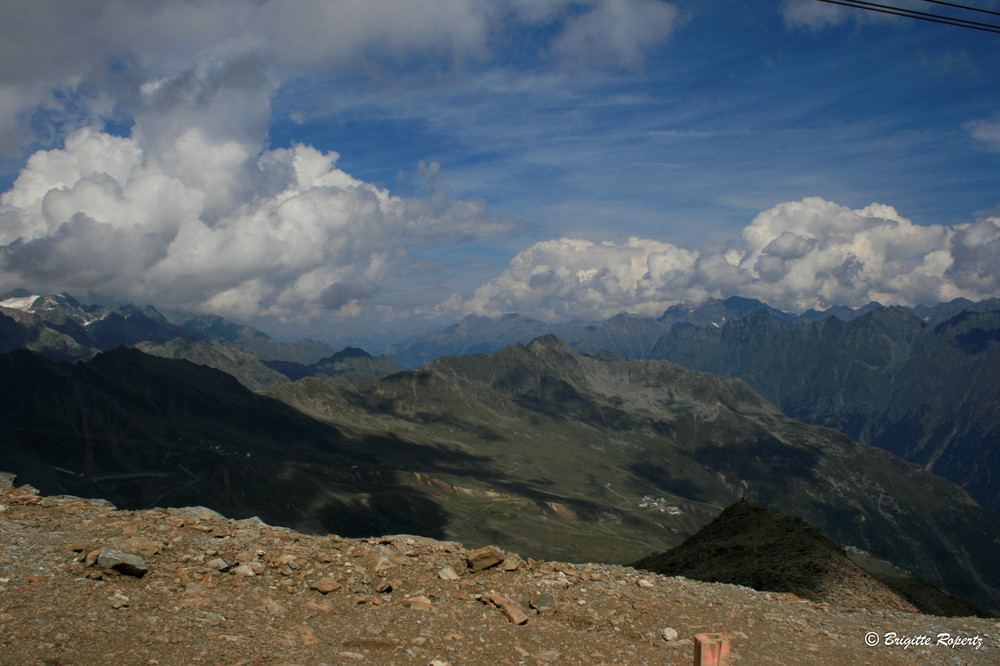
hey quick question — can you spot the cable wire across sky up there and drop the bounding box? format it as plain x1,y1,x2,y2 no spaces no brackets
916,0,1000,16
814,0,1000,32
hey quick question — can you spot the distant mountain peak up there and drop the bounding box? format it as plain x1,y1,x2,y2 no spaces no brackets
657,297,795,329
525,334,576,356
35,292,83,309
327,346,373,362
721,295,767,308
0,290,109,327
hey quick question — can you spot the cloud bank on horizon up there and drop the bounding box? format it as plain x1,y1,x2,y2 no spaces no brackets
449,199,1000,321
1,0,998,340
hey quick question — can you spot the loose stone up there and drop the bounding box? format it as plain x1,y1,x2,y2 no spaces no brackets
438,566,460,581
96,549,148,577
467,546,504,572
310,577,341,594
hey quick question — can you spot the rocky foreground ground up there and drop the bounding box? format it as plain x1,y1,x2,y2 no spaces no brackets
1,476,997,665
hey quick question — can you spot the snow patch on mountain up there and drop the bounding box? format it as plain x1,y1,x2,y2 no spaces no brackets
0,294,41,311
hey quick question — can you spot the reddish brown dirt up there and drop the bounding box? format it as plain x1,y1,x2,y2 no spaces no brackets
1,483,997,665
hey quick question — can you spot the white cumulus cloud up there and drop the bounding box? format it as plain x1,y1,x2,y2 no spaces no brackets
0,125,512,324
1,1,570,328
451,197,1000,320
0,0,679,332
456,236,700,321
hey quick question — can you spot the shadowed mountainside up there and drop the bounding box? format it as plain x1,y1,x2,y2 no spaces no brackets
0,347,490,539
631,500,987,617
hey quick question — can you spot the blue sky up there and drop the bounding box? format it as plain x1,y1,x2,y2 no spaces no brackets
1,0,998,347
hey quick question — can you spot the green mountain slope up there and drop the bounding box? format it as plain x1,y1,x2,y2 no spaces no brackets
265,336,1000,612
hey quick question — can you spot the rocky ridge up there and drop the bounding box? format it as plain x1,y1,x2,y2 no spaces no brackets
631,500,986,618
1,475,996,665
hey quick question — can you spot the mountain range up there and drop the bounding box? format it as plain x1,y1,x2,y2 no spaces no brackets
383,296,996,369
0,289,399,389
386,296,1000,517
3,289,1000,612
648,304,1000,515
264,335,1000,611
384,311,676,369
5,334,995,608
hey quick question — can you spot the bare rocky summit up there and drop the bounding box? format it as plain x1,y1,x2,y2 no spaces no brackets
1,477,997,665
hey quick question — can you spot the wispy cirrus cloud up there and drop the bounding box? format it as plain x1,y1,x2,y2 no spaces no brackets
551,0,680,67
966,116,1000,152
781,0,854,29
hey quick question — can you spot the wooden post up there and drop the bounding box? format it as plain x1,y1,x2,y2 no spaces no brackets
694,633,730,666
